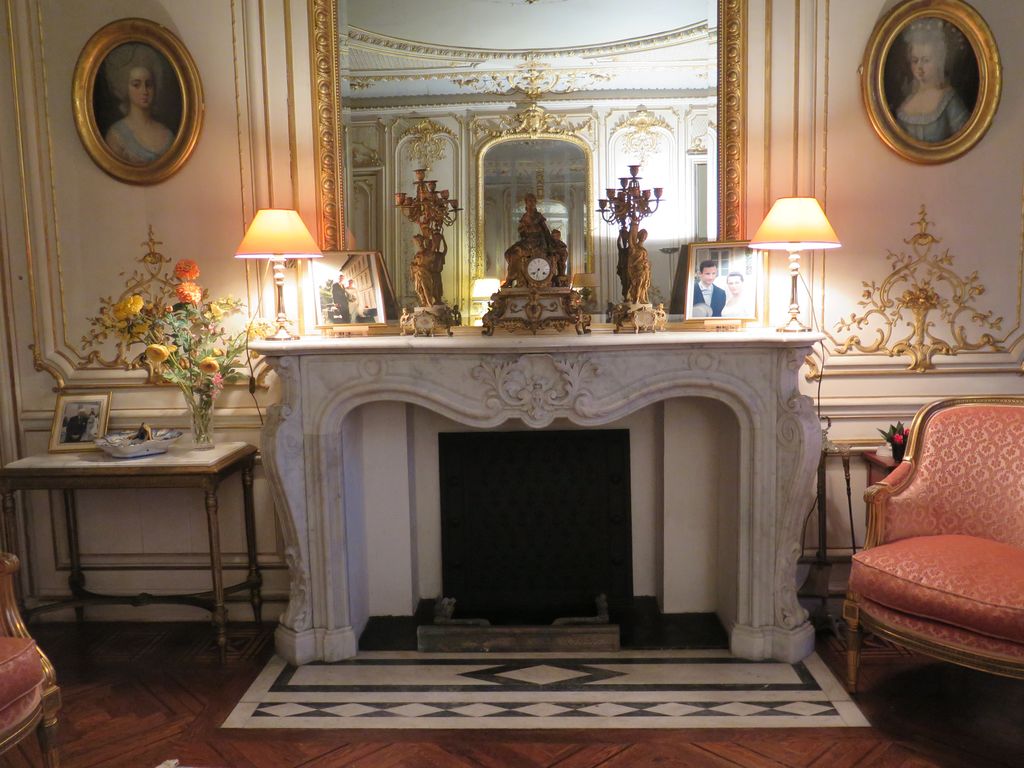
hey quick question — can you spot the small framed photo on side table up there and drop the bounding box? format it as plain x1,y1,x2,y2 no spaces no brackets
49,393,111,453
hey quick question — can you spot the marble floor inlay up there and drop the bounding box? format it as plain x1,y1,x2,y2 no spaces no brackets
223,650,868,729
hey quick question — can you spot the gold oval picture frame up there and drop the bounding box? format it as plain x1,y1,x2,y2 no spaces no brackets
861,0,1001,164
72,18,203,185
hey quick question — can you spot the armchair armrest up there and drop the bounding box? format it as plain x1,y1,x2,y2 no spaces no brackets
0,552,30,639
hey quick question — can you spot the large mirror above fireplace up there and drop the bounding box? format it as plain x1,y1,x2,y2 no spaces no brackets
320,0,745,321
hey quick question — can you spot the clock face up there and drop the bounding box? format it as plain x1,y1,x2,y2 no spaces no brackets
526,256,552,282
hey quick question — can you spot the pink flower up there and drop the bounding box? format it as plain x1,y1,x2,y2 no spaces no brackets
893,432,904,445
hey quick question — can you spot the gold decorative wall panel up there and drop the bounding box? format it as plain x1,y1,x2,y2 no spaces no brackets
830,207,1004,372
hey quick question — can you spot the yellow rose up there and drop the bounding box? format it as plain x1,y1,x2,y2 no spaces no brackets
128,294,144,314
198,357,220,374
145,344,170,364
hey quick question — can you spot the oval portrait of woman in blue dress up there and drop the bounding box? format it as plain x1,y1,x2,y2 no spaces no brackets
882,17,978,144
72,19,204,185
93,43,181,166
861,0,1000,164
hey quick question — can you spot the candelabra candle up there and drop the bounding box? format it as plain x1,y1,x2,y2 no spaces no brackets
394,168,461,232
596,164,664,230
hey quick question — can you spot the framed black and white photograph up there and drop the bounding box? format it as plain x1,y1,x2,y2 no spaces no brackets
311,251,399,327
49,393,111,453
72,18,204,184
674,241,764,326
862,0,1001,164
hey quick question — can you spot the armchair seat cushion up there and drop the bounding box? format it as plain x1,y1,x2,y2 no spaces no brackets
850,534,1024,645
0,637,44,736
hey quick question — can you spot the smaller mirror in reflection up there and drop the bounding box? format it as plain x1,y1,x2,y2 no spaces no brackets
482,139,589,282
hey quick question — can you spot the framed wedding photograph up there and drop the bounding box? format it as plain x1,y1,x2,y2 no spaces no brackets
49,393,112,453
861,0,1001,164
672,241,765,327
311,251,400,328
72,18,204,185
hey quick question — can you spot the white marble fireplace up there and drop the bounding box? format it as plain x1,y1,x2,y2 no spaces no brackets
253,331,823,665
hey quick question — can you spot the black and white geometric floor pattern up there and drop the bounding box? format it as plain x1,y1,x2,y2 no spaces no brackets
223,649,868,729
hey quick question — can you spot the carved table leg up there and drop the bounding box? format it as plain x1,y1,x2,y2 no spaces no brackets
204,486,227,664
1,490,21,604
63,490,85,623
241,461,262,623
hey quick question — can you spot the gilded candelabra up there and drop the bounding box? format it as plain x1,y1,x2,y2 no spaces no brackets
597,165,665,332
394,169,462,336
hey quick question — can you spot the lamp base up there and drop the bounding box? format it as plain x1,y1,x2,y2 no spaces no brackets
777,315,813,333
265,323,299,341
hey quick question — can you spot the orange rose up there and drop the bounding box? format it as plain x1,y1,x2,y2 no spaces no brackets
176,281,203,305
174,259,200,281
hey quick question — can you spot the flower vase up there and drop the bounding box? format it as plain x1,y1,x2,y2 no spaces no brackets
184,391,216,450
891,441,905,463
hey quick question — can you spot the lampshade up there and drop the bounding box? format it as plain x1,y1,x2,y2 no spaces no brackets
471,278,501,298
571,272,598,289
235,209,323,260
749,197,841,251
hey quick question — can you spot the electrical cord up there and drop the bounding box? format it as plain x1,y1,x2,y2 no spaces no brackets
240,260,272,426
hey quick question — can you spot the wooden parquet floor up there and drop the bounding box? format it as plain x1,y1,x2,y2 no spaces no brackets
2,621,1021,768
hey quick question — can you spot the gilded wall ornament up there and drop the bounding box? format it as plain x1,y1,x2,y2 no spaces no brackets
80,228,178,372
472,103,591,141
612,107,671,164
400,119,454,170
831,206,1004,372
451,61,611,100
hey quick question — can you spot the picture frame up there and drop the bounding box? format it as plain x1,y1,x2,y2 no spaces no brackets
861,0,1001,164
311,251,400,329
674,241,765,327
49,393,112,453
72,18,204,185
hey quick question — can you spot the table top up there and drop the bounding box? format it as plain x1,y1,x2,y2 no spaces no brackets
1,442,256,483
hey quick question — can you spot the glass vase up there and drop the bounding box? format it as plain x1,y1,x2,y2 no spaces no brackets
183,390,216,450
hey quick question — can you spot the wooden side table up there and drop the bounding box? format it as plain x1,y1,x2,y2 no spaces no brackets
864,449,898,486
0,442,261,663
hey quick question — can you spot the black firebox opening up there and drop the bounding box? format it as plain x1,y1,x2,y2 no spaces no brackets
438,429,632,625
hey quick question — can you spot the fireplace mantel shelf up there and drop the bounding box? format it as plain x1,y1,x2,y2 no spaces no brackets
253,331,824,666
254,329,821,356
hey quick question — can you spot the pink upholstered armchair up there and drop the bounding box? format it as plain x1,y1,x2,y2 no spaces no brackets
843,396,1024,692
0,552,60,766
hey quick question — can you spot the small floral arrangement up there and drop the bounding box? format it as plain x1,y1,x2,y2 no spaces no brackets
85,247,268,447
879,421,910,460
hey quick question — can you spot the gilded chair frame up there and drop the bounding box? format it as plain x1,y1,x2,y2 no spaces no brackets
0,553,60,766
843,395,1024,691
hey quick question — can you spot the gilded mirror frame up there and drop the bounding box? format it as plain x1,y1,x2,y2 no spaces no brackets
313,0,744,263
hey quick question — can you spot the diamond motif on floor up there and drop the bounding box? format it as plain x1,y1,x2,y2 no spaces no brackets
709,702,769,716
513,703,572,717
579,703,636,717
773,701,834,716
323,703,378,717
259,703,315,717
449,703,506,717
385,703,442,717
645,703,704,717
495,664,591,685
